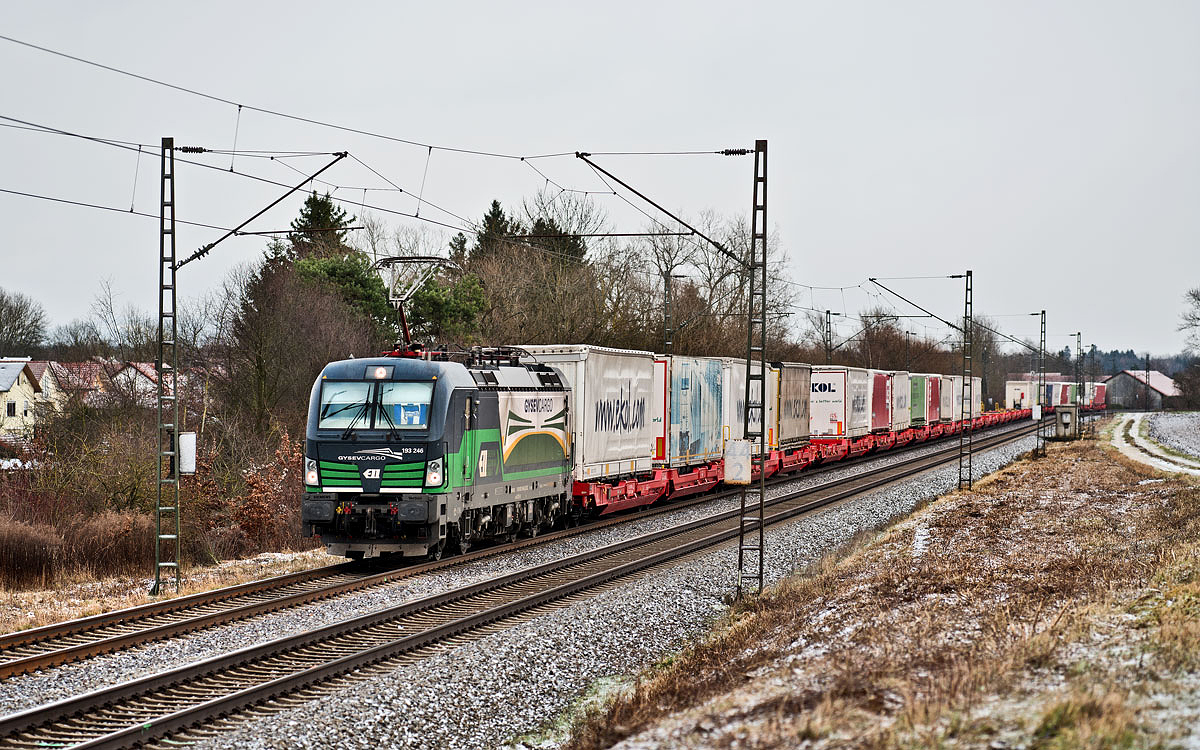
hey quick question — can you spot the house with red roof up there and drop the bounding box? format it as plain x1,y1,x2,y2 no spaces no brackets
1104,370,1181,409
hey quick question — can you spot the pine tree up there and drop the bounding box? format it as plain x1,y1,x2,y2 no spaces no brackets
287,191,355,258
469,200,521,263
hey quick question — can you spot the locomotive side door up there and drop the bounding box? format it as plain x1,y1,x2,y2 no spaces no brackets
461,391,477,491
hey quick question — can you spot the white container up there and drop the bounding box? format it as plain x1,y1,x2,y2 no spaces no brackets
970,376,982,419
809,366,869,439
518,345,654,482
940,374,961,423
721,359,780,452
1005,380,1037,410
890,371,911,431
655,356,725,468
777,362,812,447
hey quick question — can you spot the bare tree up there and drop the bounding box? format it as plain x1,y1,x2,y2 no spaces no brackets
1181,287,1200,353
0,287,47,355
91,280,156,362
523,189,610,240
46,319,104,360
349,211,392,266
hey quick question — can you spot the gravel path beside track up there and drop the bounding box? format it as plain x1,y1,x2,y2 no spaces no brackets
1148,412,1200,460
188,435,1037,750
0,433,1020,715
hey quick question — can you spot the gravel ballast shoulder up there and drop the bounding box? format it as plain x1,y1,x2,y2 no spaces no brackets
183,436,1038,750
1148,412,1200,460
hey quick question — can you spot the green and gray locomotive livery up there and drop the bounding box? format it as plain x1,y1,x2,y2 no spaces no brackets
301,354,571,560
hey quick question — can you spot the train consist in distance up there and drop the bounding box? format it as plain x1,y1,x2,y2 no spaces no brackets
302,345,1099,560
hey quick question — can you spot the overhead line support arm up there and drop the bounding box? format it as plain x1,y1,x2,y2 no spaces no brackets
175,151,348,270
575,151,742,266
868,277,962,332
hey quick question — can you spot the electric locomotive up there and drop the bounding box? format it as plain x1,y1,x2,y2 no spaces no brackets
301,349,570,560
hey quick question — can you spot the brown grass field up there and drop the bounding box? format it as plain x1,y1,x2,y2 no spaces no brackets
567,432,1200,749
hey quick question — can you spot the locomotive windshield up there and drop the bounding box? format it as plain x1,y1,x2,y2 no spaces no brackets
317,382,372,429
317,380,434,431
377,382,433,428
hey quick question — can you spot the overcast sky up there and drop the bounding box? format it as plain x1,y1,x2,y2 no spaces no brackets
2,2,1197,356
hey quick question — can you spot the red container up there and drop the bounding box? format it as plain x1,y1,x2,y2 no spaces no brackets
869,371,891,433
926,376,941,424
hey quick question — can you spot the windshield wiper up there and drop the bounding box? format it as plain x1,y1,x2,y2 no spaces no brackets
339,400,371,441
376,401,402,441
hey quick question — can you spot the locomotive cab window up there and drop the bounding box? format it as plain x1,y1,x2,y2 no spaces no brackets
377,382,434,428
318,380,435,431
317,382,373,429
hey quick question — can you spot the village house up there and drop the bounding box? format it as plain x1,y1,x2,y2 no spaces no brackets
25,360,66,412
49,360,114,407
0,360,42,442
109,361,160,407
1104,369,1181,409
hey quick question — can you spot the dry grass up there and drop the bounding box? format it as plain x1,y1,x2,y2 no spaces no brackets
0,548,333,633
0,512,157,590
567,437,1200,749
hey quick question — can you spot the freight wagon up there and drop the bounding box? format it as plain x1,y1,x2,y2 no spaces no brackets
867,370,892,434
656,356,725,467
722,359,780,452
890,372,911,431
939,375,961,423
1005,380,1038,410
810,366,869,439
776,362,812,447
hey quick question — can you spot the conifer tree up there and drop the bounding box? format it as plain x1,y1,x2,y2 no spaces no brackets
287,191,355,258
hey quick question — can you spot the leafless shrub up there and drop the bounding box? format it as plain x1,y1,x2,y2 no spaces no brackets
61,511,155,577
0,519,60,589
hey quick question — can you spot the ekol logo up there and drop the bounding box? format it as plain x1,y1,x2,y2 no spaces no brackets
812,382,837,393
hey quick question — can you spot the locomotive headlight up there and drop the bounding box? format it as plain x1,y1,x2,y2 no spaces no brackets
305,458,319,486
424,457,443,487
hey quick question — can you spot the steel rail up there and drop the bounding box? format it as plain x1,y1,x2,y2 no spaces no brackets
0,417,1040,679
0,423,1039,749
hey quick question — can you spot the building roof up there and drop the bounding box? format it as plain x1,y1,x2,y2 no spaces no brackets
0,362,41,393
115,361,159,383
50,361,110,392
25,361,49,382
1118,369,1180,397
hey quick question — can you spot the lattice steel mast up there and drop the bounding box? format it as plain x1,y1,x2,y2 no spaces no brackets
736,140,768,599
957,270,973,490
1038,310,1047,457
153,137,181,595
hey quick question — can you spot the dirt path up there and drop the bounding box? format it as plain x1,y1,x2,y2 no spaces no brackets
1111,412,1200,476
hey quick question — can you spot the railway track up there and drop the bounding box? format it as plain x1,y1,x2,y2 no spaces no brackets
0,422,1039,750
0,418,1038,680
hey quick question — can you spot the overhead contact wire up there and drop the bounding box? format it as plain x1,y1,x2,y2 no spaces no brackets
0,34,575,161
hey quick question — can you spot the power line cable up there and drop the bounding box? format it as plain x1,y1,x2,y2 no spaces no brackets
0,116,329,158
0,34,576,161
2,185,239,232
3,114,483,237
